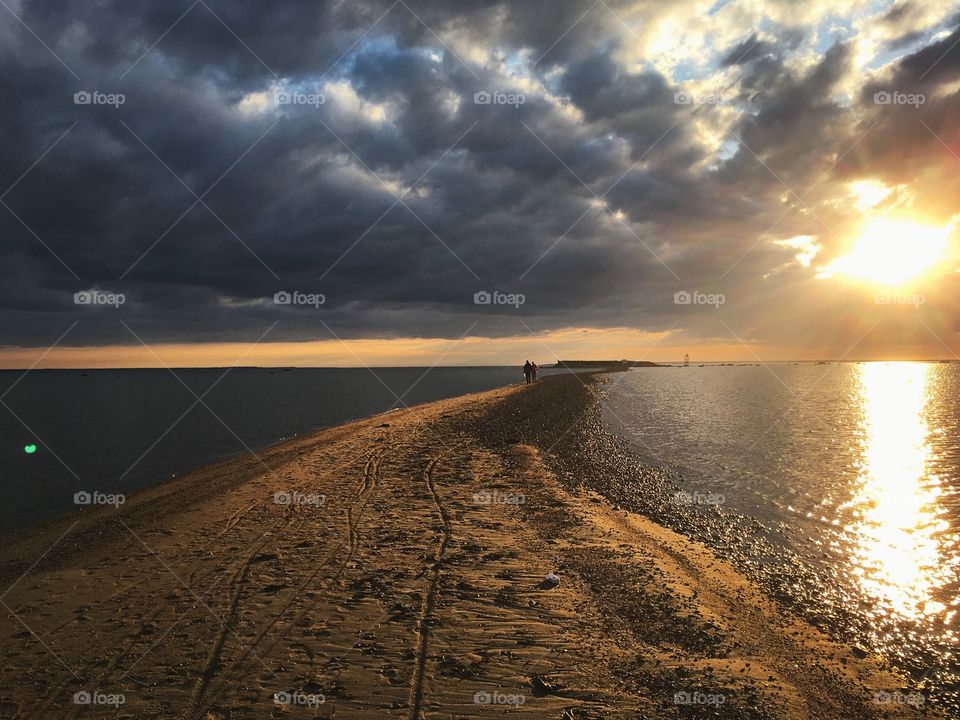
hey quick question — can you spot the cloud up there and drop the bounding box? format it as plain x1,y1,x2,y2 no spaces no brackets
0,0,958,361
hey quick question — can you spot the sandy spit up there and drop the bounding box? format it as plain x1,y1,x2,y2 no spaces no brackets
0,372,941,719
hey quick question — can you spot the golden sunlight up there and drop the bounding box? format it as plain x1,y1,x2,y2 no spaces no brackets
848,179,893,211
824,218,952,287
845,363,951,626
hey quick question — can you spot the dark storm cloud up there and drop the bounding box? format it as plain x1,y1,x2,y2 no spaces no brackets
881,2,916,27
0,0,958,352
886,22,960,89
721,33,777,66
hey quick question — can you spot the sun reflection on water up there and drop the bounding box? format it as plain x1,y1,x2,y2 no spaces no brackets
846,362,955,631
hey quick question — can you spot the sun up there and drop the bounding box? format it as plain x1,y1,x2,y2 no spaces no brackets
825,218,952,287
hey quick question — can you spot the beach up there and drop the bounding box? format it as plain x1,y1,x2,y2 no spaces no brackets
0,372,941,719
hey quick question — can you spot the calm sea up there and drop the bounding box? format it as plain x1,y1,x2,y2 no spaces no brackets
603,361,960,700
0,366,537,533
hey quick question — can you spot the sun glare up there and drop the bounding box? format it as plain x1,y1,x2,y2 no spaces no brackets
849,180,893,211
825,219,952,287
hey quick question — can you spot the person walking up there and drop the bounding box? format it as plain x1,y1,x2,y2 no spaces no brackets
531,361,538,382
523,360,532,384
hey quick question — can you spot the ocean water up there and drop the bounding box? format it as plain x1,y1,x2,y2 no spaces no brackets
603,361,960,695
0,366,540,533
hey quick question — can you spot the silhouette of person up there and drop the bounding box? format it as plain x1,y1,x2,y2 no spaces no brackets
531,361,538,382
523,360,532,384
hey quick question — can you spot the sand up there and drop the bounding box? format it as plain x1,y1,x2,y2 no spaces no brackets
0,372,943,719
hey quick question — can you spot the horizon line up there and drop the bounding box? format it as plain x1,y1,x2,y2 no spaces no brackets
0,359,956,371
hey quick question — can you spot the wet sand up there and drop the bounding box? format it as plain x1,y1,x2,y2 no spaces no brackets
0,372,942,719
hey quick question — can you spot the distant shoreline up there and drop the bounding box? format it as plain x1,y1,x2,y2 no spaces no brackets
552,359,663,368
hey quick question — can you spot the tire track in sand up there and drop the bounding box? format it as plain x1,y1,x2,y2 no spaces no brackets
183,444,391,718
222,446,387,670
175,505,310,720
408,454,453,720
32,508,302,720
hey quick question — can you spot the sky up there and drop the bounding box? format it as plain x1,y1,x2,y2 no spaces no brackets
1,0,959,367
